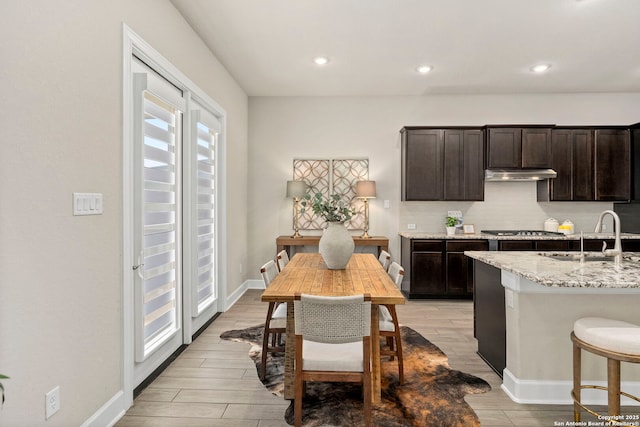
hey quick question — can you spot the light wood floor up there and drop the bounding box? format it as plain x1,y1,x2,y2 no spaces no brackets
116,289,611,426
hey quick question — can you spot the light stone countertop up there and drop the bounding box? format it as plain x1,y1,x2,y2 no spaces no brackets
464,250,640,288
399,231,640,240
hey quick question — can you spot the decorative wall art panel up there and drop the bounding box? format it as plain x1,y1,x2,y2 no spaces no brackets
293,159,330,230
293,158,368,230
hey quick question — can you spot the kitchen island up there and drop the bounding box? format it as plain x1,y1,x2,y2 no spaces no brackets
465,250,640,406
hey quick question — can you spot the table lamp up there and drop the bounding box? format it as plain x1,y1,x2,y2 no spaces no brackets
286,180,308,238
356,180,376,238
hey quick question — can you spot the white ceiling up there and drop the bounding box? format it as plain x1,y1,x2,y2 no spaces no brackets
171,0,640,97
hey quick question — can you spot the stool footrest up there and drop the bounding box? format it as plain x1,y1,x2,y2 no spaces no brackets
572,385,640,426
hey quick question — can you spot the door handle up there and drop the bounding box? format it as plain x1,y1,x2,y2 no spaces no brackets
133,251,144,280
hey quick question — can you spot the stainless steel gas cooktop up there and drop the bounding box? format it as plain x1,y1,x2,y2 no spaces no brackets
481,230,565,236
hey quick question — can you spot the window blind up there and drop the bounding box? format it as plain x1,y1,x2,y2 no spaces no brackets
190,106,220,314
133,59,184,362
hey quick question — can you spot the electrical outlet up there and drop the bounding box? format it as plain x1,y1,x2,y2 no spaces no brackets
602,224,607,231
384,200,390,209
407,224,416,230
45,386,60,419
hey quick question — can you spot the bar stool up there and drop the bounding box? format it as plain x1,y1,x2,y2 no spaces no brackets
571,317,640,423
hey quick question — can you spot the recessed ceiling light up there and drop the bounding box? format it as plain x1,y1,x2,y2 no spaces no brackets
416,65,433,74
313,56,329,66
531,64,551,73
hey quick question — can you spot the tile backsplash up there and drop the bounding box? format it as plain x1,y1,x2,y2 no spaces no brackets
399,181,615,233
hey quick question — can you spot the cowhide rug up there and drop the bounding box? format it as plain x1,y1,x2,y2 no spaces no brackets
221,325,490,426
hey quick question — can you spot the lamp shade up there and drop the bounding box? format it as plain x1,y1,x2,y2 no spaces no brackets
286,180,307,198
356,180,376,198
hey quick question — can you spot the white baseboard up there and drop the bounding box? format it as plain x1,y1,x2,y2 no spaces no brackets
247,279,266,289
99,281,263,426
223,280,264,311
80,390,126,427
502,368,640,405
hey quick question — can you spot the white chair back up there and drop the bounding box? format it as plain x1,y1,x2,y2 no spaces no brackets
260,260,279,287
378,250,392,271
387,262,404,288
276,250,290,272
294,294,371,343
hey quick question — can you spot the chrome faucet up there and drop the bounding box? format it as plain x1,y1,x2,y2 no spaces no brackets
594,210,622,264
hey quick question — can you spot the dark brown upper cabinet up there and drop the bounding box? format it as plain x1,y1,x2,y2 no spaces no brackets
594,128,630,201
401,128,443,201
443,129,484,200
538,127,630,202
542,128,594,201
401,127,484,201
486,126,552,169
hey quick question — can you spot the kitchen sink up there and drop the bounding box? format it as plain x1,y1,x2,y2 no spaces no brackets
538,252,612,262
538,252,640,263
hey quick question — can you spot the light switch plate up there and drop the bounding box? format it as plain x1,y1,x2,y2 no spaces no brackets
73,193,103,216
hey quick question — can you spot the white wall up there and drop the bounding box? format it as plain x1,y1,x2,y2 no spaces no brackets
248,93,640,277
0,1,247,426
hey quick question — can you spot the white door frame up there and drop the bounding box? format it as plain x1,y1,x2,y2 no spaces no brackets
121,24,227,407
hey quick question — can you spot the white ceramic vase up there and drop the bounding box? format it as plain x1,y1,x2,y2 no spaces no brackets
446,226,456,236
319,222,355,269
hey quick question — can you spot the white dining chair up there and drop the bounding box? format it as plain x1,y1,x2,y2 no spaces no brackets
378,249,392,271
294,293,372,427
379,261,405,383
259,260,286,381
276,249,290,272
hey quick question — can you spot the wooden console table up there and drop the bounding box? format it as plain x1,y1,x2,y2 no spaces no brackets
276,235,389,257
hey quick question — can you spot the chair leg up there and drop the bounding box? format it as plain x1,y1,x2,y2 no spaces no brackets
295,337,303,427
395,330,404,385
388,305,404,384
607,358,621,416
295,381,303,427
363,379,371,427
363,337,372,427
260,302,276,381
573,339,582,422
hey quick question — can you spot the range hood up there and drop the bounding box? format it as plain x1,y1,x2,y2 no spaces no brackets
484,169,557,181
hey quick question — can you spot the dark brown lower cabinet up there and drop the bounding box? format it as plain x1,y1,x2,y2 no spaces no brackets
400,237,487,298
401,239,444,297
401,237,640,299
498,240,535,251
499,240,571,251
446,241,489,295
536,240,571,251
569,239,640,252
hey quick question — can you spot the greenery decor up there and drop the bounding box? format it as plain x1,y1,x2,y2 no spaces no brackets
446,216,458,227
301,192,356,223
1,374,7,406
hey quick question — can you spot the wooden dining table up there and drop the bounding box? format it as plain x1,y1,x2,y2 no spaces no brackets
260,252,406,403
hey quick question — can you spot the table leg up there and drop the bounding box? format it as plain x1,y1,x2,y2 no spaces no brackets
371,304,381,403
284,302,295,400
